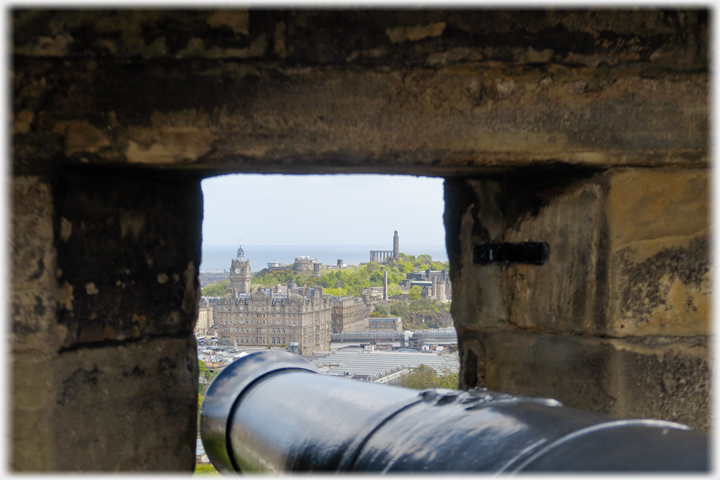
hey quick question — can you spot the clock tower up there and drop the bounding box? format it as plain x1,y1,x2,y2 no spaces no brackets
230,241,252,295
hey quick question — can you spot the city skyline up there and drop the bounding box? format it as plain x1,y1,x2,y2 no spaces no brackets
201,174,447,246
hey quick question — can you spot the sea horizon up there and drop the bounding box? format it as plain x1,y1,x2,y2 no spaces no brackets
201,244,448,272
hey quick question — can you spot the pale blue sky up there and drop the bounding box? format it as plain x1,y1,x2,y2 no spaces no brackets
201,174,446,246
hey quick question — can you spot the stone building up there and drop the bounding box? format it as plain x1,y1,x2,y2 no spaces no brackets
294,255,317,271
194,297,221,335
218,248,331,353
432,277,447,303
195,300,210,335
216,284,332,354
10,9,709,472
368,317,403,333
361,286,386,305
331,296,370,333
403,269,452,301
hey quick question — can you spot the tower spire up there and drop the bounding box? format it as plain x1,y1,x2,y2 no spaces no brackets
231,237,251,294
236,239,245,261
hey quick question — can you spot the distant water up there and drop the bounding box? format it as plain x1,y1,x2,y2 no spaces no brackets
201,245,448,272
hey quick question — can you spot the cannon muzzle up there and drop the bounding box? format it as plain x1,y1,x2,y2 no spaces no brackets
200,350,707,473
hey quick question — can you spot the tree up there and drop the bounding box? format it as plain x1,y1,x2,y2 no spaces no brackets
398,261,414,274
391,353,459,390
409,285,422,300
394,364,438,389
388,283,403,297
390,302,408,319
417,254,433,265
434,353,460,389
366,261,380,273
201,279,230,297
392,363,458,390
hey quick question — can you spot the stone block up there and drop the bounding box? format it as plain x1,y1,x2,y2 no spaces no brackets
606,169,710,337
473,329,617,415
606,338,710,431
504,181,607,335
11,176,66,353
53,171,202,349
13,38,708,175
10,351,57,470
11,336,198,471
464,329,710,430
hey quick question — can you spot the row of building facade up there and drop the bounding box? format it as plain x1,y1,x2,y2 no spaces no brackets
214,284,333,354
196,242,406,354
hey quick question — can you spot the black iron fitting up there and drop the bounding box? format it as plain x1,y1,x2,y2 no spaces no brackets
473,241,549,265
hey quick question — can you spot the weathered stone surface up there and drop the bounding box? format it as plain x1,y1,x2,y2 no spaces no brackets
446,167,710,430
450,168,709,338
12,59,707,176
608,169,708,247
52,170,203,349
11,168,203,472
466,330,710,430
473,329,617,415
11,10,708,176
10,350,57,470
12,10,707,70
607,338,710,431
504,180,608,335
11,336,198,471
11,176,66,353
606,169,710,337
445,178,508,330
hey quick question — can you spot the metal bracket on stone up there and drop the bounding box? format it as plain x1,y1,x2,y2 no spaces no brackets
473,242,549,266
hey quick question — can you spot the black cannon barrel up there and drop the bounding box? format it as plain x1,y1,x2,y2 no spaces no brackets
200,351,708,473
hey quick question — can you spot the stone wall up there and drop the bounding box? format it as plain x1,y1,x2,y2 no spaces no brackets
11,170,202,470
11,8,709,471
445,168,710,429
13,10,706,176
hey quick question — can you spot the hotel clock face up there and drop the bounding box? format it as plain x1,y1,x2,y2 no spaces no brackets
234,268,240,274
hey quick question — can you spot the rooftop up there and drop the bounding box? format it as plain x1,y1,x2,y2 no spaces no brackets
307,349,458,377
